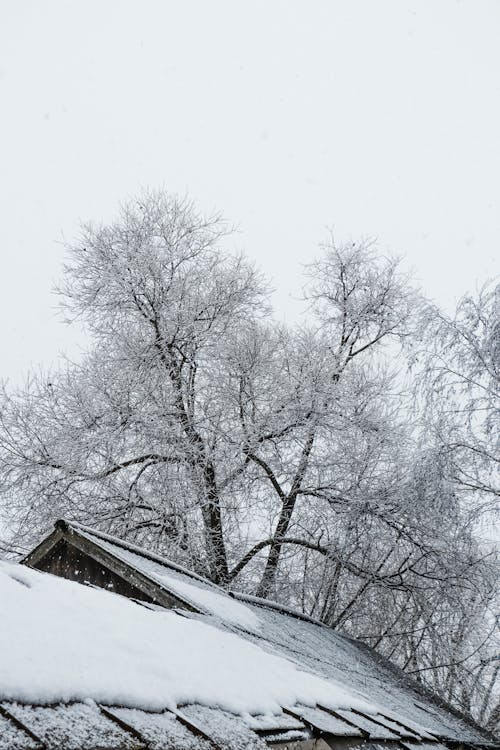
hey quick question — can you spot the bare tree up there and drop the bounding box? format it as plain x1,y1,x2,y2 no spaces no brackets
415,280,499,506
0,191,497,729
0,210,418,593
235,241,419,597
0,191,268,582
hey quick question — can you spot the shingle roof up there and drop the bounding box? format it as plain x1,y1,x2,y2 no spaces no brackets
11,520,499,750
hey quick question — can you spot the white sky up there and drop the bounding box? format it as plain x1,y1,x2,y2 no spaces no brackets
1,0,499,383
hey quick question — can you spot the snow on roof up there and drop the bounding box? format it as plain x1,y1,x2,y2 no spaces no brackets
54,524,494,745
70,522,318,632
75,525,261,633
0,561,375,717
17,521,499,748
236,598,491,745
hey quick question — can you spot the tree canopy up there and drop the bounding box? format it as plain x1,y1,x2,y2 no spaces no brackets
0,190,498,732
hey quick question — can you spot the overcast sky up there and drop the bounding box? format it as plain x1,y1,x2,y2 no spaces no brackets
1,0,499,383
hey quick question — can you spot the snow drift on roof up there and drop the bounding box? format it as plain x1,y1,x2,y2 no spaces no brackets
77,527,261,633
0,561,376,716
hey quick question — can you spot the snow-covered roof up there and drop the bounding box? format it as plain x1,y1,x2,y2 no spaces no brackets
73,523,263,633
10,520,499,750
0,560,415,750
0,561,367,714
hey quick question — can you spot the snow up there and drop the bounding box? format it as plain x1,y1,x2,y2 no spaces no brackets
0,562,376,716
19,521,492,746
233,600,489,745
0,710,40,750
289,706,362,737
333,709,399,739
107,707,212,750
4,702,137,750
364,713,420,739
243,713,304,731
77,529,262,633
152,571,261,633
179,706,268,750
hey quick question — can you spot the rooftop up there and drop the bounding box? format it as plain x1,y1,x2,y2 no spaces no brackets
1,520,497,750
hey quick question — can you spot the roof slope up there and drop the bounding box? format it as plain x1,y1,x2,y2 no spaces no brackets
20,521,499,748
1,560,366,714
1,559,442,750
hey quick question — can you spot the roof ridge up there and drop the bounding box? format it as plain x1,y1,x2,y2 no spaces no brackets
232,591,330,628
57,521,360,630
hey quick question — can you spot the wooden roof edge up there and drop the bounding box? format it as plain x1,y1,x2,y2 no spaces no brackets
21,520,203,616
98,704,148,747
69,529,204,614
1,697,497,750
59,519,224,590
21,526,65,569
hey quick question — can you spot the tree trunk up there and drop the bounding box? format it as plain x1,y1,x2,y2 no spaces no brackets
255,426,315,598
255,493,297,598
161,344,229,585
201,461,229,584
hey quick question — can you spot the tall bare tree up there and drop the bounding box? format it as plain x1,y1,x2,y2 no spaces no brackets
0,191,497,729
0,192,268,582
